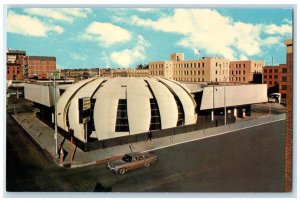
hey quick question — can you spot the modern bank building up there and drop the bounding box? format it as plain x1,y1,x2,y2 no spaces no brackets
24,77,267,151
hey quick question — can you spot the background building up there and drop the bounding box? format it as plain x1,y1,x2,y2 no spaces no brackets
27,56,56,79
229,60,264,83
263,64,287,99
6,49,26,80
149,53,230,83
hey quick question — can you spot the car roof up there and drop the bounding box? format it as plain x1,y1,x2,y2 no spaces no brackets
125,152,143,157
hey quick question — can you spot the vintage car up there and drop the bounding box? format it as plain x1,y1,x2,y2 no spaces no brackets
106,152,157,175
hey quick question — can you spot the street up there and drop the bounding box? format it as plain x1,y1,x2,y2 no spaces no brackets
6,113,285,192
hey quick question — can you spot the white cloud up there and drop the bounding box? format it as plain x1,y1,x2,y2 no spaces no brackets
135,8,158,13
239,54,249,60
283,18,292,25
81,21,132,47
126,9,293,60
110,35,150,67
262,36,281,46
24,8,91,23
264,24,292,35
7,11,64,37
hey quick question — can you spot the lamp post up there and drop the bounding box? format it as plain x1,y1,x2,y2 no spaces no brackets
50,74,58,156
223,74,235,125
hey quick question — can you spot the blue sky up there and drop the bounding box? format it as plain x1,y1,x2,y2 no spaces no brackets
6,7,293,69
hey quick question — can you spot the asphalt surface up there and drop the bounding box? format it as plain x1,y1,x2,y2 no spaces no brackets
6,113,285,192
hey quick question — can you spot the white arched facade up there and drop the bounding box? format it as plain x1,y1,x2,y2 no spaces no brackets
56,77,197,142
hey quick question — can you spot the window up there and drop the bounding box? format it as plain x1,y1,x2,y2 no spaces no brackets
264,69,267,73
269,75,272,79
216,62,218,66
215,70,218,74
269,69,273,73
198,70,200,75
274,69,278,73
274,75,278,79
282,68,287,73
243,70,245,74
202,63,204,67
202,70,204,75
282,94,286,99
282,76,287,82
243,77,245,81
243,64,246,68
149,98,161,130
282,85,287,90
7,70,9,74
115,99,129,132
202,78,204,82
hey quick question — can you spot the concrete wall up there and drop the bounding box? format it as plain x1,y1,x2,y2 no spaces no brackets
200,84,268,110
24,83,53,107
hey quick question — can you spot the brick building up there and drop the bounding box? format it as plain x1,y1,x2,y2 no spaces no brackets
27,56,56,79
284,39,293,192
229,60,264,83
149,53,230,83
6,49,26,80
148,53,264,83
263,64,287,99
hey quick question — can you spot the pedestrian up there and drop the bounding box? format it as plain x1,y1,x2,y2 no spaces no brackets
147,131,153,141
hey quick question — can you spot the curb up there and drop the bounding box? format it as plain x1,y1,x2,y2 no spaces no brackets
9,113,63,167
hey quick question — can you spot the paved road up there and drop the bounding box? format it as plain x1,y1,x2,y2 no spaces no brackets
6,114,285,192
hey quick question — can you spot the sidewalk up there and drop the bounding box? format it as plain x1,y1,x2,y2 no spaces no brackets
11,112,286,168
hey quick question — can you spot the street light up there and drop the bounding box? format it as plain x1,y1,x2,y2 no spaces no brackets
50,74,58,156
223,74,235,125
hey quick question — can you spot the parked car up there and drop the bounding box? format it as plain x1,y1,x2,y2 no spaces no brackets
106,152,157,175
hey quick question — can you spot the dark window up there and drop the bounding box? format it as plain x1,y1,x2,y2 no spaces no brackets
269,75,272,79
274,69,278,73
269,69,273,73
282,76,287,82
115,99,129,132
282,85,287,90
274,75,278,79
216,62,218,66
149,98,161,130
282,68,287,73
243,64,246,68
215,70,218,74
269,81,272,85
264,75,267,79
264,69,267,73
282,94,286,99
202,63,204,67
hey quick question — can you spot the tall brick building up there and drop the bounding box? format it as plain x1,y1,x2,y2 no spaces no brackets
263,64,287,99
284,39,293,192
6,49,26,80
229,60,264,83
27,56,56,79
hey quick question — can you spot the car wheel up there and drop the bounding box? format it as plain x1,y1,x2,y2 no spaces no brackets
144,163,150,167
119,168,126,175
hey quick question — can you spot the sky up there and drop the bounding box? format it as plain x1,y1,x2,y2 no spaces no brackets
6,7,293,69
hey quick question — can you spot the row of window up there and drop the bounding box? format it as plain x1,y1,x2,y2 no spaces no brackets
175,78,205,82
231,70,246,75
231,63,246,68
229,77,246,82
263,75,287,81
151,62,231,70
7,70,20,74
175,70,205,76
263,68,287,73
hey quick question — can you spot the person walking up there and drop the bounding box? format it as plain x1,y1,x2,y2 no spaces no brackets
147,131,153,141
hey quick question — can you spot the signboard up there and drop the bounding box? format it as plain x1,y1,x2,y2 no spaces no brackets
79,97,91,124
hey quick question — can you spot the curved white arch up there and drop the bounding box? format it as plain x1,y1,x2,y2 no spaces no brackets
156,77,197,125
56,78,96,130
145,78,178,129
67,78,106,141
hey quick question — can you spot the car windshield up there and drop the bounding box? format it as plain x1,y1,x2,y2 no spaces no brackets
122,155,132,162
